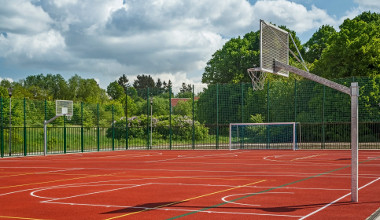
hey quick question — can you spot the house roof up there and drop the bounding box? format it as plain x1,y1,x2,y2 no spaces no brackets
171,97,199,107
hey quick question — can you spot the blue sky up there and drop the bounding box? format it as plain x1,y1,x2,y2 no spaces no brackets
0,0,379,91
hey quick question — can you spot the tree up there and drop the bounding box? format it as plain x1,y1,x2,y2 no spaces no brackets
133,74,155,97
202,31,260,84
117,74,129,91
107,81,124,100
133,75,155,89
303,25,336,63
177,83,192,98
312,12,380,78
173,100,192,116
23,74,70,100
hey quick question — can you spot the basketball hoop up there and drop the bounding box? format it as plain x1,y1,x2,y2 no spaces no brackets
248,68,267,91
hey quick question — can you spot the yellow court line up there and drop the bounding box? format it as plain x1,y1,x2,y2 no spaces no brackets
104,179,266,220
291,154,325,161
0,216,50,220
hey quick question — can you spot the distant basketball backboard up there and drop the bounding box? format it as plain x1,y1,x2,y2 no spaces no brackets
56,100,73,116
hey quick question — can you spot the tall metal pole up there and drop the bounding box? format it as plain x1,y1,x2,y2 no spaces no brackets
8,87,12,156
150,97,153,149
351,82,359,202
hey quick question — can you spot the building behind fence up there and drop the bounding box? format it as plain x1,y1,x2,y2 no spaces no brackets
0,76,379,157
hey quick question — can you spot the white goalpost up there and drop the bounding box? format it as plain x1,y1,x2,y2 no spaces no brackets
229,122,296,151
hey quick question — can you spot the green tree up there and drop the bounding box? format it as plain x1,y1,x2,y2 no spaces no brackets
303,25,336,63
202,31,260,84
176,83,192,98
173,100,192,116
107,81,124,100
23,74,69,100
117,74,130,91
312,12,380,78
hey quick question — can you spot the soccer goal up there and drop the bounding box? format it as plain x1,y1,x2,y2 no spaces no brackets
229,122,296,151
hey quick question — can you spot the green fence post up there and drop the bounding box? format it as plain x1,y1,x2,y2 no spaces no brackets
192,85,195,150
24,98,27,156
266,81,270,149
44,100,47,155
241,83,245,149
217,84,221,149
146,88,150,150
241,83,244,123
97,103,100,151
322,85,326,149
125,87,129,150
169,86,172,150
294,79,298,149
64,115,67,154
112,104,115,151
81,102,84,152
294,79,297,122
1,97,3,158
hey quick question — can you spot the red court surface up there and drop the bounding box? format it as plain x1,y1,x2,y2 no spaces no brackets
0,150,379,220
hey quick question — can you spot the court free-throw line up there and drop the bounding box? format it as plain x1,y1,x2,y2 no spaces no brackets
104,179,266,220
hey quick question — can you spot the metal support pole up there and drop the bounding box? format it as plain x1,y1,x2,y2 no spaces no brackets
1,97,4,158
169,87,172,150
81,102,84,152
112,104,114,151
9,95,11,156
351,82,359,202
192,85,195,150
97,103,100,151
125,88,128,150
44,121,47,156
216,84,219,149
150,97,153,149
24,98,27,156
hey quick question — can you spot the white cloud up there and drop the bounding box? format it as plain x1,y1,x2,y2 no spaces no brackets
354,0,380,11
252,0,338,32
0,0,52,34
0,77,14,83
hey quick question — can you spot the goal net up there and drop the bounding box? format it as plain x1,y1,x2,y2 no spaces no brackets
229,122,297,150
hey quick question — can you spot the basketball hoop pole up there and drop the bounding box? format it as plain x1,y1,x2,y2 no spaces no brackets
43,114,65,156
274,60,359,202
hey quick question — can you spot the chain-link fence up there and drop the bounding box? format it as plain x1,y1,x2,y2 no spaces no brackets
1,76,379,157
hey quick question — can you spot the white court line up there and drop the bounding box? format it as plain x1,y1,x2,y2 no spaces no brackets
221,192,294,207
145,151,246,163
299,177,380,220
33,183,152,202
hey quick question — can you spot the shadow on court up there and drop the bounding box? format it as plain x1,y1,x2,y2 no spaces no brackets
101,200,380,214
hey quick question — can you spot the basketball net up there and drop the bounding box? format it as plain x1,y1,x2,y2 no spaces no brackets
247,68,267,91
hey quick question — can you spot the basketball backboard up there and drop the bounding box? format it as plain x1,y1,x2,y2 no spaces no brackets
56,100,73,116
259,20,289,77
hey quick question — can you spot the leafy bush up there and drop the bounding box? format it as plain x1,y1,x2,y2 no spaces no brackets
107,115,209,141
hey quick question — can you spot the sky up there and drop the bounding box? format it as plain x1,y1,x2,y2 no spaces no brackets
0,0,379,92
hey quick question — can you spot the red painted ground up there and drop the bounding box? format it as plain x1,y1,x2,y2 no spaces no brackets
0,150,379,220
